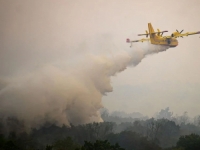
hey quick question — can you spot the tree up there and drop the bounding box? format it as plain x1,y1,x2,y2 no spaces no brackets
106,131,161,150
0,134,6,150
80,140,125,150
53,137,80,150
176,133,200,150
194,115,200,126
156,107,173,120
156,119,180,148
125,121,146,136
172,112,190,125
145,118,162,144
46,145,53,150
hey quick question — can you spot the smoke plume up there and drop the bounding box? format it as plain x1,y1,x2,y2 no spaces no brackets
0,43,169,134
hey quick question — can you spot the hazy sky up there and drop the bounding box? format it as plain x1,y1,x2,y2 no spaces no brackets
1,0,200,119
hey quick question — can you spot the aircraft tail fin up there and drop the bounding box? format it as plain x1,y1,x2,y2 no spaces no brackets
148,23,156,43
148,23,155,36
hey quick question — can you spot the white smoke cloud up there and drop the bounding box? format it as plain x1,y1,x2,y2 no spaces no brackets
0,43,169,133
0,0,172,134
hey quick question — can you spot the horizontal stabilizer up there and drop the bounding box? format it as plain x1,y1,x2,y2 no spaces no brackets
126,38,149,47
126,38,140,43
132,40,139,42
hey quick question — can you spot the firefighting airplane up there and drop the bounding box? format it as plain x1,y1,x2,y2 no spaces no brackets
126,23,200,47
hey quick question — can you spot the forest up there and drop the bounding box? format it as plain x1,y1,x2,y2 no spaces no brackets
0,107,200,150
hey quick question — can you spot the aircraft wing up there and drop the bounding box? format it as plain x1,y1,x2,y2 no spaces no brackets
138,30,168,37
164,36,172,39
173,31,200,38
139,38,150,42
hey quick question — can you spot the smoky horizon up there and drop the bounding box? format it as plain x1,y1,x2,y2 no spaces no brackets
0,0,200,132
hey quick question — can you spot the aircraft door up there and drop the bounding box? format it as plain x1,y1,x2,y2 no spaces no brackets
167,38,171,44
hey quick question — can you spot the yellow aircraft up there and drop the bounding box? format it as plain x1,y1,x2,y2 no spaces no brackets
126,23,200,47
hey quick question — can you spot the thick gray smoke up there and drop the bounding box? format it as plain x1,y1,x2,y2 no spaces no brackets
0,44,169,133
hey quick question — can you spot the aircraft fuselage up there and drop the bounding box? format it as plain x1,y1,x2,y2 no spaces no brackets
151,36,178,47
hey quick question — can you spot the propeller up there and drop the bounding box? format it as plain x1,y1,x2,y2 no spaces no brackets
159,30,168,36
176,29,184,33
160,31,167,36
176,29,184,38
